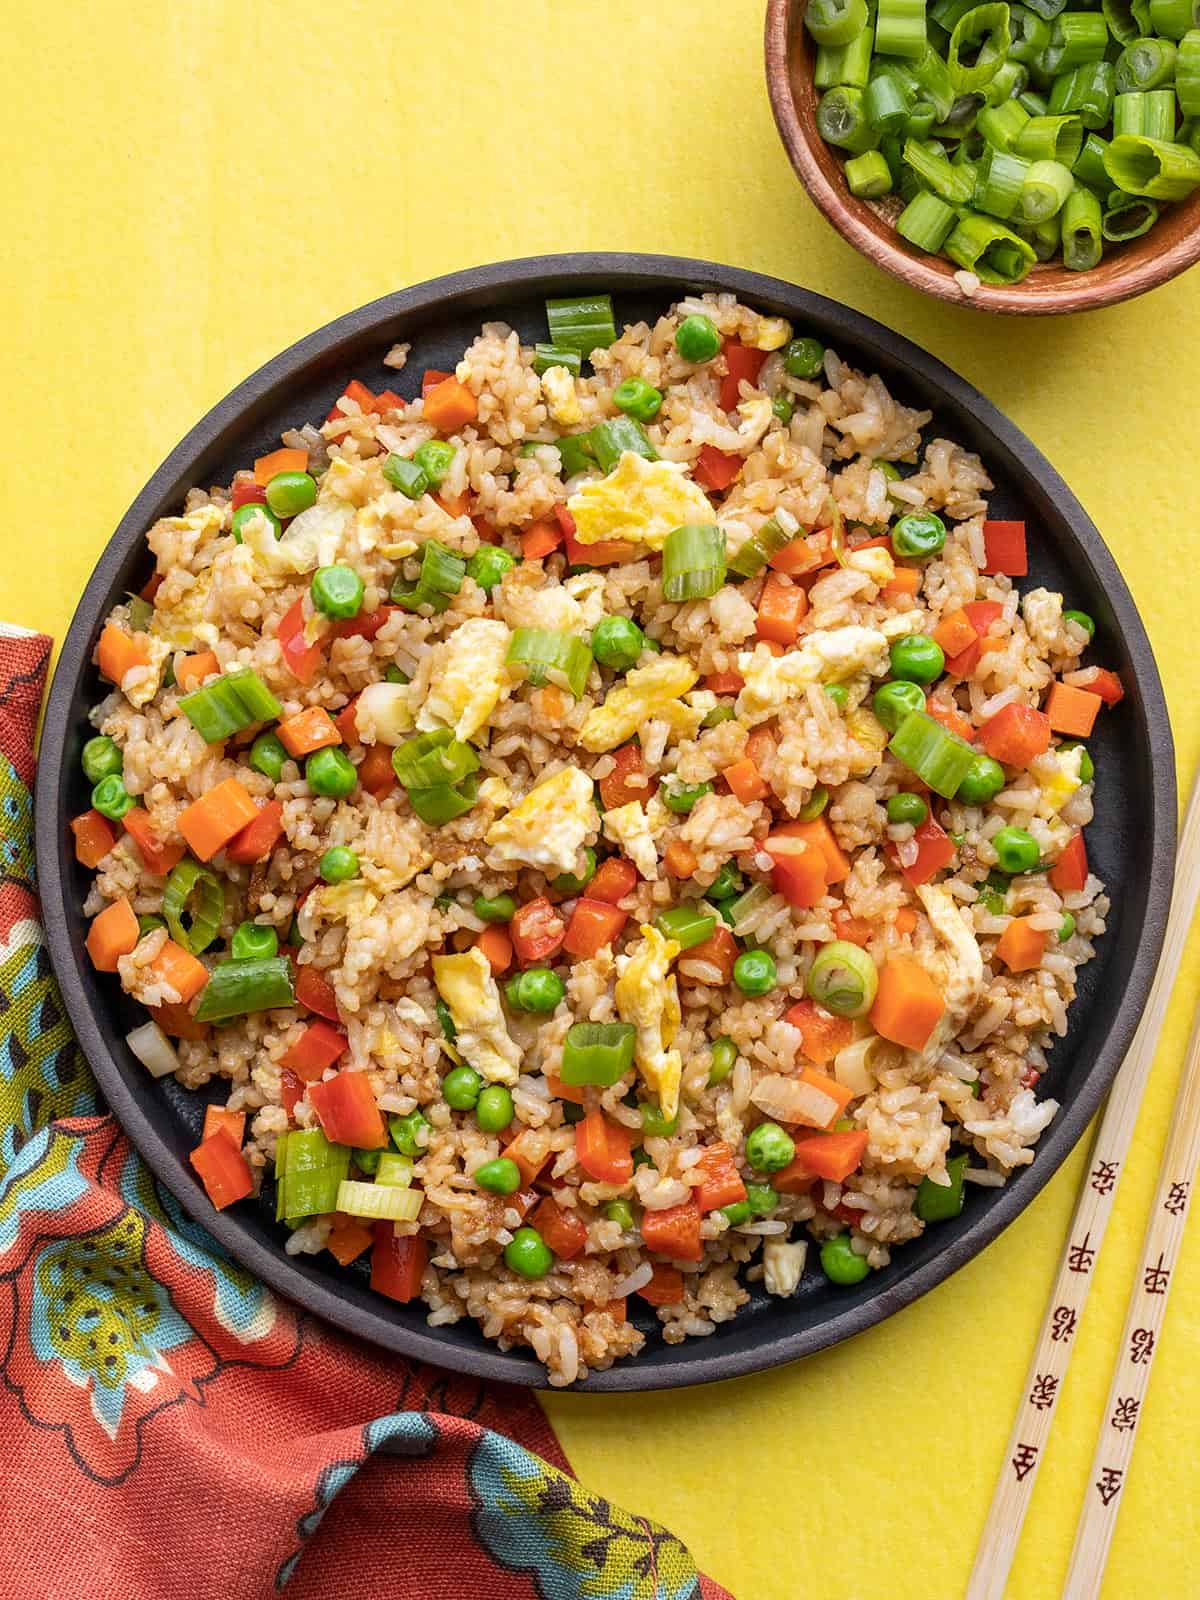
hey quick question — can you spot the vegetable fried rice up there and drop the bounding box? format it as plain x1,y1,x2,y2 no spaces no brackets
75,290,1120,1385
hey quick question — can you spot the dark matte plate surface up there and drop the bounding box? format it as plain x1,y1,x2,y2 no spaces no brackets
35,254,1175,1390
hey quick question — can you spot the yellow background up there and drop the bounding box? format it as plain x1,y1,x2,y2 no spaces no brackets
4,2,1198,1594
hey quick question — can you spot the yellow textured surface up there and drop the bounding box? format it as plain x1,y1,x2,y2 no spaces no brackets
3,3,1198,1595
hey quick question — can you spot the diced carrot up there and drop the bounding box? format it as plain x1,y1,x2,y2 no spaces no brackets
870,957,945,1051
793,1065,855,1129
1045,682,1102,738
664,839,699,879
978,703,1051,768
832,907,872,946
326,1213,374,1266
881,565,921,597
277,597,325,685
1050,830,1088,894
437,490,470,518
756,572,808,646
599,742,656,810
502,1127,553,1188
764,831,827,908
770,529,837,578
71,809,117,868
121,808,185,876
638,1264,685,1306
932,608,979,660
676,923,738,985
693,443,742,491
97,623,151,685
1082,667,1125,706
575,1109,634,1184
703,670,745,695
589,858,638,904
422,369,453,396
691,1142,748,1212
720,339,769,411
561,500,636,565
531,1196,588,1260
510,896,566,966
894,906,918,936
177,777,260,861
925,697,976,742
746,725,776,770
203,1104,246,1146
562,898,628,959
996,916,1048,973
722,756,769,803
334,699,359,744
521,518,563,561
545,1070,584,1106
254,446,308,486
640,1198,703,1262
784,998,854,1066
359,744,398,797
224,798,285,866
147,939,210,1004
533,684,565,721
176,651,219,691
423,376,477,432
890,814,956,887
189,1127,254,1210
476,923,514,975
945,599,1005,676
281,1018,348,1082
85,897,139,972
151,1000,210,1041
778,1130,869,1187
295,963,340,1021
597,1297,627,1322
981,520,1027,576
277,707,341,758
769,817,851,884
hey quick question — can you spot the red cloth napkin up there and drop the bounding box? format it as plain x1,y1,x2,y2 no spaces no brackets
0,628,731,1600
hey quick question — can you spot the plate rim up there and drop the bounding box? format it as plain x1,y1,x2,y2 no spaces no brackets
34,251,1176,1391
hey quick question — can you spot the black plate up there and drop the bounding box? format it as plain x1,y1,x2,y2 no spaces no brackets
35,254,1175,1390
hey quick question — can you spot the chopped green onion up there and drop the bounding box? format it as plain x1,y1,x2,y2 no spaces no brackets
866,66,915,132
612,376,664,422
1061,181,1104,268
663,780,714,814
978,96,1032,151
911,44,958,117
178,669,283,743
806,0,871,46
915,1152,968,1221
194,955,294,1022
815,26,877,87
984,58,1029,106
1044,12,1110,73
806,940,879,1017
1022,0,1069,16
896,188,959,248
1150,0,1200,35
376,1152,415,1186
335,1179,423,1223
818,86,881,151
662,523,727,602
1015,112,1085,163
533,344,582,376
1115,36,1178,91
948,4,1012,92
726,881,774,934
1178,28,1200,113
905,99,939,137
1144,86,1180,137
876,0,928,56
1020,157,1076,217
1018,88,1050,116
559,1021,637,1087
1073,131,1112,188
976,147,1032,216
506,627,593,697
556,432,598,478
1101,192,1160,234
392,729,481,790
589,416,658,472
1049,60,1117,130
405,775,479,825
162,860,224,955
391,539,466,614
904,136,979,200
1104,129,1200,191
944,211,1038,281
545,295,617,358
728,515,797,579
382,453,429,499
275,1129,350,1221
1009,4,1052,62
1102,0,1143,42
888,708,977,797
846,147,896,192
655,904,718,950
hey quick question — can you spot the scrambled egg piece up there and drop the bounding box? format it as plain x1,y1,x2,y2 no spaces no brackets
603,800,662,881
122,635,171,708
749,315,792,352
846,546,896,586
495,569,586,634
736,626,890,724
416,618,514,742
540,365,582,426
298,880,380,940
579,653,699,752
567,452,714,552
1032,746,1082,818
432,949,521,1085
485,767,598,877
614,925,683,1120
915,883,985,1063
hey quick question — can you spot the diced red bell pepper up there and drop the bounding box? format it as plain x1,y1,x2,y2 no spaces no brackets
691,1143,747,1213
121,808,186,876
308,1070,386,1149
334,699,360,745
501,1128,553,1188
978,703,1051,768
562,898,628,959
189,1127,254,1210
1049,830,1088,894
785,998,855,1065
531,1195,588,1260
561,498,636,565
326,1214,375,1266
638,1264,685,1306
370,1227,427,1303
575,1109,634,1184
294,964,341,1021
981,520,1027,576
719,339,768,411
776,1130,869,1188
225,799,286,865
231,479,268,511
693,443,742,492
598,741,657,810
510,896,566,966
333,605,397,641
277,597,325,685
676,923,738,986
374,389,404,414
326,379,377,422
422,370,453,397
359,744,398,798
280,1067,304,1120
945,600,1005,677
924,696,976,742
521,519,563,560
890,813,956,887
70,809,117,869
281,1018,349,1083
1084,667,1125,706
702,669,745,695
588,857,638,904
641,1199,703,1262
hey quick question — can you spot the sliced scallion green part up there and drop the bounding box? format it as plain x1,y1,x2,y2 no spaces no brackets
912,44,958,118
194,955,294,1022
948,4,1012,93
545,295,617,358
559,1021,637,1087
866,66,915,132
888,708,977,797
1009,3,1051,62
335,1179,423,1222
376,1152,415,1187
1104,129,1200,193
406,775,479,825
728,515,798,579
896,188,959,248
506,627,594,697
1178,29,1200,114
1020,157,1076,217
589,415,658,472
391,729,481,791
983,57,1028,106
1149,0,1200,36
818,86,881,151
662,524,727,602
904,136,979,200
976,147,1032,217
1144,86,1179,138
846,147,896,193
275,1129,350,1221
805,0,871,47
1044,11,1110,73
944,210,1038,281
876,0,928,56
162,860,224,955
391,540,466,614
1102,0,1143,42
556,432,598,478
382,453,429,498
655,904,718,950
815,26,877,87
1072,131,1112,188
726,881,774,934
1049,60,1116,130
533,344,582,376
977,97,1031,150
178,669,282,743
1115,36,1178,92
1061,183,1104,268
1014,112,1085,163
1101,192,1160,235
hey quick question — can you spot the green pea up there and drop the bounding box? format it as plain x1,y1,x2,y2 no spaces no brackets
873,679,926,732
1058,740,1095,784
992,825,1040,875
436,997,457,1039
783,336,825,378
591,615,645,672
265,470,318,519
745,1182,778,1216
734,949,776,996
305,747,357,798
231,502,281,542
771,394,795,424
389,1108,429,1156
474,893,517,923
639,1103,679,1138
799,785,829,821
821,1233,869,1285
663,780,713,815
957,754,1006,806
354,1147,382,1175
721,1200,753,1226
707,863,743,901
889,634,945,684
702,704,736,729
675,313,722,363
708,1036,738,1086
231,921,278,960
504,1225,554,1277
137,914,166,939
311,564,364,620
551,848,597,895
612,376,663,422
505,968,565,1013
467,545,517,594
81,735,123,785
318,845,359,883
604,1199,635,1230
443,1065,483,1111
745,1120,796,1173
413,439,457,486
1063,608,1095,640
249,731,289,782
1058,911,1077,942
91,773,135,821
890,512,946,561
475,1084,514,1133
887,792,928,825
475,1156,521,1195
824,683,849,710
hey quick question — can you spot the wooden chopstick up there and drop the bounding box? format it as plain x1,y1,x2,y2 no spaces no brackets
1061,959,1200,1593
967,770,1200,1600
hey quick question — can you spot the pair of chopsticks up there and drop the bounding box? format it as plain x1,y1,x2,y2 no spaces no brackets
968,771,1200,1599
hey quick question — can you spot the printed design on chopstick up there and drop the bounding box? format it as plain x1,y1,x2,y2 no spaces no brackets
468,1430,703,1600
0,1115,301,1485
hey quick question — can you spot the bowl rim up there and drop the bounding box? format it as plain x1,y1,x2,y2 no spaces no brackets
764,0,1200,315
35,251,1176,1390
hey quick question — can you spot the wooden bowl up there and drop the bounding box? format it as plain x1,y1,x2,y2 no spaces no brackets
765,0,1200,314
